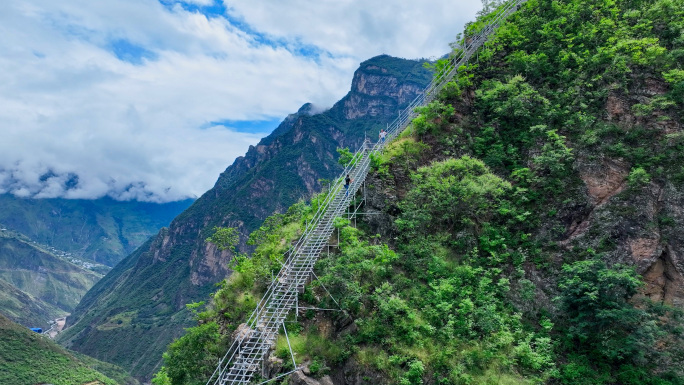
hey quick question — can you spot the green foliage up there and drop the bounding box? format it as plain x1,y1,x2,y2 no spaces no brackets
205,226,240,253
397,156,510,235
158,0,684,384
0,314,129,385
399,360,425,385
473,76,557,171
376,137,429,174
152,367,171,385
369,153,389,176
531,126,575,192
627,167,651,187
336,147,355,166
663,69,684,103
163,322,223,385
154,202,308,384
412,101,455,136
59,55,435,381
555,258,654,366
477,75,550,122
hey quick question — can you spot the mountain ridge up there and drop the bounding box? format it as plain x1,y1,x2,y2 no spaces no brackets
0,228,104,329
0,312,138,385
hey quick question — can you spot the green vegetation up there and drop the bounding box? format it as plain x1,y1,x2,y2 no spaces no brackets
156,0,684,384
0,313,137,385
0,279,64,330
359,54,435,86
0,233,103,328
154,203,310,384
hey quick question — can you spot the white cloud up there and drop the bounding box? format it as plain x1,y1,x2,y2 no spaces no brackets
223,0,482,60
0,0,483,202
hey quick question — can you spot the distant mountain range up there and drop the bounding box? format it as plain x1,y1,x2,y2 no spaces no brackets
0,227,102,329
58,54,433,381
0,194,193,267
0,195,192,329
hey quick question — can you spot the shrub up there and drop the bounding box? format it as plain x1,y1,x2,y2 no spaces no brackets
397,156,511,236
628,167,651,187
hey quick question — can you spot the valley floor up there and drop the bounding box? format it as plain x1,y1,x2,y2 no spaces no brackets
46,315,68,339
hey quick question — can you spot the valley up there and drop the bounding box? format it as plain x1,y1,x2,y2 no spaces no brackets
0,197,192,332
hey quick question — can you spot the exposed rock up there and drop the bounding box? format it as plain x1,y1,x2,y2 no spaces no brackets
579,157,629,206
640,247,684,305
290,371,334,385
605,94,630,123
630,237,662,266
231,323,254,341
329,358,389,385
263,355,284,379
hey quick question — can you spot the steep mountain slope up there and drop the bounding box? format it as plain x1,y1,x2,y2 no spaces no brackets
0,229,104,329
58,55,432,381
0,313,138,385
0,278,64,330
0,194,193,266
156,0,684,384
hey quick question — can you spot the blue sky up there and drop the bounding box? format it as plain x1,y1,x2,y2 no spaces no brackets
0,0,482,202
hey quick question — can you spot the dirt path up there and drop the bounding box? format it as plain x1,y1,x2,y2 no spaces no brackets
46,315,68,338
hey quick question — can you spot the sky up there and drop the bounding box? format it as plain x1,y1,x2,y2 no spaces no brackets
0,0,483,203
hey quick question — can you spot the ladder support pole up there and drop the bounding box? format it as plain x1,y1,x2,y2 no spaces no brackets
282,321,297,370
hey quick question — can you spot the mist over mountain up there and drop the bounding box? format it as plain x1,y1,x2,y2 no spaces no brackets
1,0,481,205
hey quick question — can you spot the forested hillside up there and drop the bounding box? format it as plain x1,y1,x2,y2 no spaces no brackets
0,196,190,329
0,313,138,385
0,230,102,329
58,55,432,381
155,0,684,384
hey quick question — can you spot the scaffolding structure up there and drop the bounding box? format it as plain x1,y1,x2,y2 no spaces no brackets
206,1,527,383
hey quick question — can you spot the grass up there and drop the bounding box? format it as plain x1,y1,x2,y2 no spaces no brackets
97,311,138,331
0,313,134,385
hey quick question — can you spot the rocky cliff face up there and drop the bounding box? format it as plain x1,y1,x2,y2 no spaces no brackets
301,57,684,385
363,76,684,307
58,55,432,380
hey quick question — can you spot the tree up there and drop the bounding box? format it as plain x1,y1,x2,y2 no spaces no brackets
205,226,239,253
556,258,648,363
478,0,505,16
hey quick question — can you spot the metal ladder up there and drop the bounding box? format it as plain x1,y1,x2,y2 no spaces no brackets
206,1,527,383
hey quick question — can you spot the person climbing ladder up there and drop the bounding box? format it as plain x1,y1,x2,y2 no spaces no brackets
345,174,352,196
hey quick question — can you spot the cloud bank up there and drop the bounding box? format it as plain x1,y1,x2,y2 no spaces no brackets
0,0,482,202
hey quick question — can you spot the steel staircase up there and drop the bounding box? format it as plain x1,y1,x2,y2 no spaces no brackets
206,1,527,383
